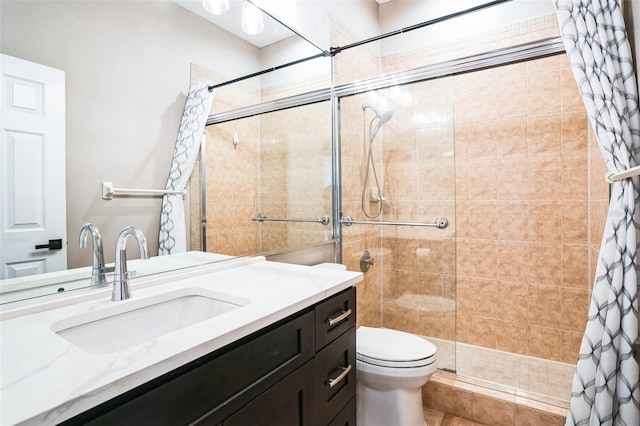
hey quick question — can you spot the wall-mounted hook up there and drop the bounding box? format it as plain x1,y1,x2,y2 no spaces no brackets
232,132,239,147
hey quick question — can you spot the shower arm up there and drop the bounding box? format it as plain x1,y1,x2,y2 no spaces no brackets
340,216,449,229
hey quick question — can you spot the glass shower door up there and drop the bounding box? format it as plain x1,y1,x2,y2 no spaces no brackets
339,77,457,372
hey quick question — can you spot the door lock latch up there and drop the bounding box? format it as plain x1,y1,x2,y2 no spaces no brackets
35,239,63,250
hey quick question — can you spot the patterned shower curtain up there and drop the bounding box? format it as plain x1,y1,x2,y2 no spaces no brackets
554,1,639,425
158,82,214,255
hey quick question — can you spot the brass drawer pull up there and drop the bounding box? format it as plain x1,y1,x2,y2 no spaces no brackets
327,308,352,327
328,365,352,388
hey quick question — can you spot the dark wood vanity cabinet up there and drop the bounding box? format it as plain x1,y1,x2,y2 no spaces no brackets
62,287,356,426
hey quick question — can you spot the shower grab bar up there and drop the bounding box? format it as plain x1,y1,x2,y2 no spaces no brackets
252,213,330,226
340,215,449,229
102,182,186,200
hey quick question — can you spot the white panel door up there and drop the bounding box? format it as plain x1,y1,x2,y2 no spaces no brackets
0,54,66,279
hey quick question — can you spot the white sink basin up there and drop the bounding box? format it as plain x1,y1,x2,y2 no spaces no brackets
52,288,249,354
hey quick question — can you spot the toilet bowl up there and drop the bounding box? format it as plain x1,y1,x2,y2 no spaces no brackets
356,326,437,426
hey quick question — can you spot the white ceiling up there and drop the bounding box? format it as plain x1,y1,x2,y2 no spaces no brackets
173,0,295,48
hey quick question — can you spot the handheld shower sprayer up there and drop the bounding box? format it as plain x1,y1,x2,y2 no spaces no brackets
378,110,395,126
361,102,395,219
362,104,395,126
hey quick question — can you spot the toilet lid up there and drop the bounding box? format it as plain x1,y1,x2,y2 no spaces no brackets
356,326,437,368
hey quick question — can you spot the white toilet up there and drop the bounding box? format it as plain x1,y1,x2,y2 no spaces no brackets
356,326,438,426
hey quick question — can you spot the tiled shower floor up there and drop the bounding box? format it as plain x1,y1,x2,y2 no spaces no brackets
428,336,575,404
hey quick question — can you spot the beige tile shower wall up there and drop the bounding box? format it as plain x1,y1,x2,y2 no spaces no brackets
257,103,332,252
359,11,610,366
588,128,609,302
333,15,385,328
337,11,569,337
453,55,597,364
375,56,596,364
256,129,288,252
196,74,333,256
205,119,258,256
200,73,260,256
377,78,457,348
340,94,386,328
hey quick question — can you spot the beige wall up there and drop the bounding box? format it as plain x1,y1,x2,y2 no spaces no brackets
0,1,262,267
452,55,600,364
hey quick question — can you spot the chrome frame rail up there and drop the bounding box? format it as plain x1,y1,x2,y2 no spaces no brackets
252,213,331,226
200,132,207,252
339,216,449,229
206,37,565,126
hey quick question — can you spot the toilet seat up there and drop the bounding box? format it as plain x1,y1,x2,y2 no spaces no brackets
356,326,437,368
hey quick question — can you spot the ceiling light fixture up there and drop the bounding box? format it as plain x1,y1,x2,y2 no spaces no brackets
202,0,230,15
241,1,264,35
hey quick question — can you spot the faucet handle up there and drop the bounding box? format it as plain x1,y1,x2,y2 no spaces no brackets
113,248,131,301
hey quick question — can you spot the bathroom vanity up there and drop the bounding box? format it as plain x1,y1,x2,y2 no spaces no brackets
63,287,357,425
0,257,361,425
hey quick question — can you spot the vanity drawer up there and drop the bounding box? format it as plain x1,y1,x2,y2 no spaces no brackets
315,326,356,425
315,287,356,350
328,397,356,426
65,310,315,426
222,360,316,426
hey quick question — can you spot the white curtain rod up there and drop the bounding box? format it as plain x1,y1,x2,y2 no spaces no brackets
101,182,186,200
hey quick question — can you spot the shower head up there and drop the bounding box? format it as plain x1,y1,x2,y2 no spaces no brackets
362,103,395,126
378,109,394,126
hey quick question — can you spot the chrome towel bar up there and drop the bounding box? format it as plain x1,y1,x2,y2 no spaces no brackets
340,215,449,229
252,213,330,226
102,182,186,200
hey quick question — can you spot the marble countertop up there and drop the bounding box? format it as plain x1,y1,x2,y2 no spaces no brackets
0,258,363,425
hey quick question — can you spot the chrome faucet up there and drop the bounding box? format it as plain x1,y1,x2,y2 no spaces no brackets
79,223,111,286
112,226,149,301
